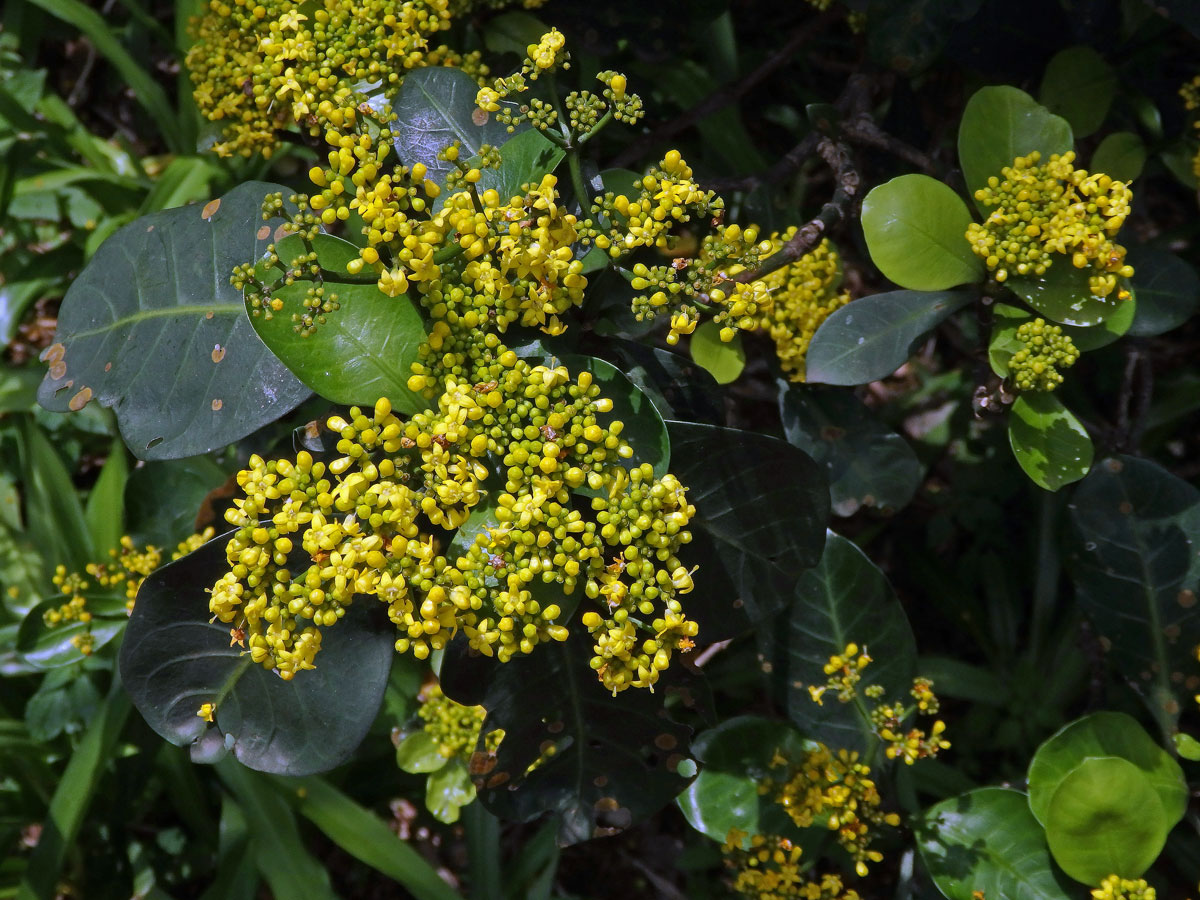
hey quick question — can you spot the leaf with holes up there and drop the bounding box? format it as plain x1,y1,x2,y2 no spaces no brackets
36,181,310,459
119,530,394,775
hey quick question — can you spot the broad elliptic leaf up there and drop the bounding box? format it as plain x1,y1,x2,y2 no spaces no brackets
1044,757,1167,884
1091,132,1147,183
249,280,427,413
805,290,974,385
438,633,694,847
1027,711,1187,828
958,86,1074,213
1039,47,1116,139
918,788,1075,900
689,320,745,385
861,175,983,291
1008,261,1130,327
17,594,128,668
390,67,528,190
119,530,394,775
1007,394,1093,492
1127,247,1200,337
1175,733,1200,761
37,182,310,459
764,531,916,754
780,384,922,517
1065,456,1200,733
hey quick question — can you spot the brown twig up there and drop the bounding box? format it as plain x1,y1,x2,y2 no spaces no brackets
841,114,937,174
607,10,838,169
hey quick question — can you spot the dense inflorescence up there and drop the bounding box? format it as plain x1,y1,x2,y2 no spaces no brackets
1091,876,1155,900
416,681,502,759
1008,317,1079,392
722,830,861,900
966,151,1134,299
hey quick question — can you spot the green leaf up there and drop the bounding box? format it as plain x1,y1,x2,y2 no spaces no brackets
124,456,230,549
119,530,394,775
1091,132,1148,183
1065,456,1200,733
37,181,311,460
1062,298,1136,352
17,594,128,667
426,758,476,824
249,280,427,412
1026,711,1187,828
602,339,724,424
957,86,1073,212
390,67,529,190
1127,247,1200,337
987,303,1030,377
84,440,128,558
396,730,449,774
1007,394,1093,492
484,11,550,56
475,128,565,205
917,788,1074,900
1174,733,1200,761
1039,47,1116,139
805,289,975,385
18,417,92,576
689,320,745,384
1008,260,1129,327
861,175,983,290
25,669,100,741
438,633,694,846
1044,757,1167,884
780,384,923,517
764,531,916,754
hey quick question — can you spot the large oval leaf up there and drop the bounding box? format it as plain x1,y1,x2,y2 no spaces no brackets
37,181,310,459
805,289,974,385
1091,132,1147,183
764,531,916,754
1127,247,1200,337
861,174,983,291
1038,47,1116,139
1008,260,1129,327
119,531,394,775
1007,393,1093,492
1027,711,1187,828
957,86,1073,213
918,788,1074,900
1044,757,1167,884
1065,456,1200,733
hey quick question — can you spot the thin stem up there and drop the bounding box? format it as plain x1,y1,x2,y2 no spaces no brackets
576,107,613,146
566,149,590,214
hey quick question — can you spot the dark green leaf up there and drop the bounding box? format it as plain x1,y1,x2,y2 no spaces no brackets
1127,247,1200,337
1039,47,1116,139
124,456,230,549
1062,299,1135,352
599,339,724,424
1044,757,1167,884
84,440,128,557
37,181,311,459
256,233,375,285
689,320,745,385
1007,394,1093,492
474,129,565,205
917,788,1074,900
763,532,916,754
805,290,974,385
120,531,394,775
484,11,550,56
1026,711,1186,828
1008,261,1129,327
861,175,983,290
780,384,922,517
1065,456,1200,733
17,594,128,668
1091,132,1147,183
957,86,1073,212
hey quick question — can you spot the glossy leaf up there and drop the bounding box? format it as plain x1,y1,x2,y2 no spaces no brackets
861,174,983,290
249,280,427,412
1127,247,1200,337
119,530,394,775
987,303,1030,377
396,730,449,774
1008,261,1129,327
805,289,974,385
918,788,1074,900
689,320,745,384
1026,711,1186,828
765,531,916,754
780,384,922,517
17,594,128,668
1065,456,1200,733
37,181,311,459
476,128,565,204
1007,394,1093,492
1175,733,1200,761
1039,46,1116,139
1044,757,1167,884
389,67,528,190
600,339,724,424
1091,132,1147,183
427,758,476,824
958,86,1073,212
1062,298,1135,351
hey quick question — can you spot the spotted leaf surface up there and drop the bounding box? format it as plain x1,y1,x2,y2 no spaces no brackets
37,181,310,460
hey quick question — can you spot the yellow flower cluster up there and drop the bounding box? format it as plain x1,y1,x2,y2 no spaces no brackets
416,681,503,759
1009,317,1079,392
767,745,900,877
755,236,852,381
1180,76,1200,177
806,642,871,706
1092,876,1155,900
722,830,861,900
966,151,1134,298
